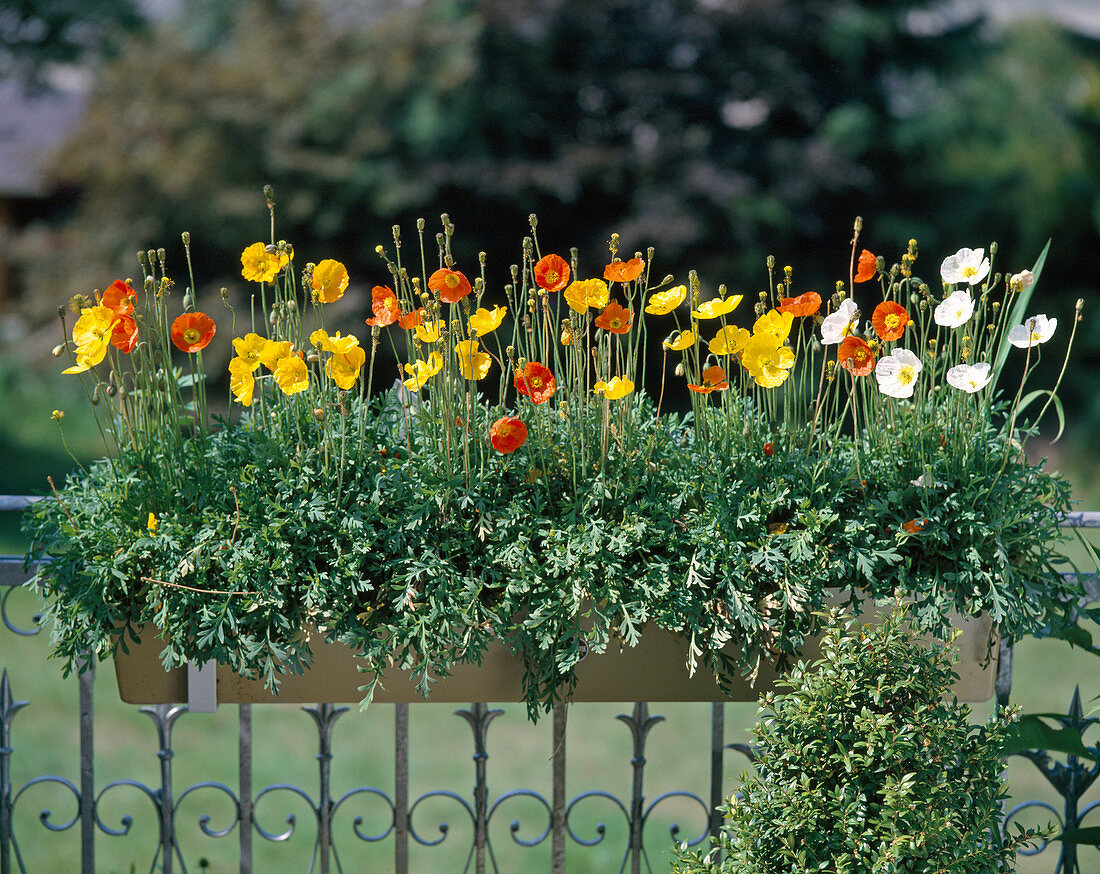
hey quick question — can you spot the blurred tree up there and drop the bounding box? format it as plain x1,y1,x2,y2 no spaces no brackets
12,0,1100,443
0,0,143,88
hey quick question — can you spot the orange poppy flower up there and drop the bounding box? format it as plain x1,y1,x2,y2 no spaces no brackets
490,416,528,454
855,249,877,283
364,285,400,327
110,314,139,353
534,254,571,292
763,441,775,456
778,291,822,317
101,280,136,316
871,300,911,342
837,336,875,377
687,366,729,394
594,301,633,334
603,258,645,283
514,361,555,405
170,311,216,353
902,518,925,534
428,268,472,304
398,307,424,330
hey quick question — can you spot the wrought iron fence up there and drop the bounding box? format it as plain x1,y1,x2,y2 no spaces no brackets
0,496,1097,874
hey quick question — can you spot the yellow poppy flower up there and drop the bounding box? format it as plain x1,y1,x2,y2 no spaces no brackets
741,333,795,388
311,259,349,304
468,305,507,337
327,346,366,390
563,279,610,315
662,329,695,351
708,325,751,356
752,309,794,342
455,340,492,380
402,351,443,391
310,329,359,355
645,285,686,316
258,339,294,370
62,305,117,374
147,513,158,532
691,295,743,320
273,355,308,395
232,333,267,371
593,377,634,400
228,356,256,406
415,319,445,344
240,242,289,284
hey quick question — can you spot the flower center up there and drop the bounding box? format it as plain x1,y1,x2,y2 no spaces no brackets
529,376,543,389
446,274,461,288
897,365,915,385
183,328,201,345
545,269,559,284
884,314,900,330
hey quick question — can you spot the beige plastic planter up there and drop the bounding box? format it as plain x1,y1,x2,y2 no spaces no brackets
114,602,997,706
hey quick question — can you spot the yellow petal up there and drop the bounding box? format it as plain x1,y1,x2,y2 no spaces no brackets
663,329,695,351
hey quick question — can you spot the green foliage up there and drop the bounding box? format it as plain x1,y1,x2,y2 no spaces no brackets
672,609,1044,873
23,380,1079,718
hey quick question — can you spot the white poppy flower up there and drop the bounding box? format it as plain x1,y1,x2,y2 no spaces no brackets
820,299,859,345
1007,314,1057,349
1008,270,1034,293
946,362,992,393
940,247,990,286
875,348,922,399
933,290,974,328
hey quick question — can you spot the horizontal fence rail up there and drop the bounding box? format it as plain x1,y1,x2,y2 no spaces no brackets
0,499,1098,873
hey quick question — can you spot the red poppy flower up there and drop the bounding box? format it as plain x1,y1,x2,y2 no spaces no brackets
101,280,136,316
514,361,556,405
398,307,424,330
365,285,400,326
837,336,875,376
170,311,216,353
428,268,473,304
855,249,877,283
778,291,822,317
763,441,775,456
902,518,925,534
110,314,139,353
603,258,645,283
687,366,729,394
871,300,910,342
594,301,633,334
533,254,571,292
490,416,528,454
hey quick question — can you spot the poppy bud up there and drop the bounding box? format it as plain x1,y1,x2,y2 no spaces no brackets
181,231,190,246
313,408,325,422
674,362,684,377
52,343,65,357
306,352,319,363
